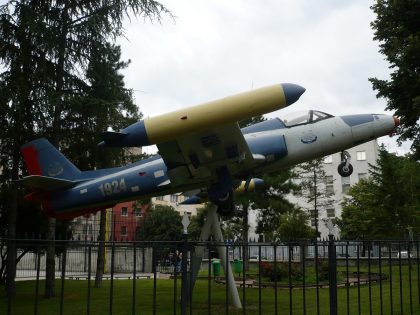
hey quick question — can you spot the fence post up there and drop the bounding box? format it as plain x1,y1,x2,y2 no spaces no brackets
328,235,337,315
181,232,189,315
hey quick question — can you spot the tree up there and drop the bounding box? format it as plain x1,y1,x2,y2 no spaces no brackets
0,0,169,297
275,208,316,241
297,159,335,238
136,205,183,241
337,149,420,239
253,170,300,241
336,180,376,240
239,115,266,129
188,205,209,241
74,42,141,289
370,0,420,159
62,43,141,169
32,3,167,296
274,206,316,267
0,1,45,295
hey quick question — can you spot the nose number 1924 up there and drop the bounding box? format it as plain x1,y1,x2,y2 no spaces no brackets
98,178,127,196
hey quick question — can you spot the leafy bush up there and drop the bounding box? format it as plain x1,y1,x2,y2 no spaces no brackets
317,259,329,281
259,261,303,282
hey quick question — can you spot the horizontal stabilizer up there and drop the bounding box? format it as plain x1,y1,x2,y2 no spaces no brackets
22,175,81,191
99,131,128,146
180,196,202,205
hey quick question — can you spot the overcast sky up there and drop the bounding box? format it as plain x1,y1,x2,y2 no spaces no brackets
116,0,409,154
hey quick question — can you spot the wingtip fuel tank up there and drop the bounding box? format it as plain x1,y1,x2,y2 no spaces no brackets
99,83,305,147
282,83,306,105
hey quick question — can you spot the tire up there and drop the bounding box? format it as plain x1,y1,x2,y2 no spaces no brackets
337,162,353,177
215,191,235,217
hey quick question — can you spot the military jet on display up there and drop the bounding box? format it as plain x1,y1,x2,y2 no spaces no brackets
20,83,399,220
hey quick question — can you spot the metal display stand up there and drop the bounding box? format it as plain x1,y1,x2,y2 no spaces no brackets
189,204,242,308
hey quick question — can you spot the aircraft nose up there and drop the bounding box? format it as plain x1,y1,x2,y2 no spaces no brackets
282,83,306,105
393,116,400,127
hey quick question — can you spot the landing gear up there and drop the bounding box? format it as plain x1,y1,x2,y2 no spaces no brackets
337,150,353,177
214,190,235,217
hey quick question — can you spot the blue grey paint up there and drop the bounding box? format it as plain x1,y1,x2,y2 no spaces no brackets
341,114,374,127
180,196,202,205
282,83,306,106
241,118,286,134
246,133,288,160
52,156,168,214
99,120,151,147
22,138,81,180
120,120,151,146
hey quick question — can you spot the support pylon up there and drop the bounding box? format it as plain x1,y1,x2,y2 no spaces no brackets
189,203,242,308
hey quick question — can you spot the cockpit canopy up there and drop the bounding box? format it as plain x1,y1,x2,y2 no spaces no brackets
281,110,334,127
241,110,335,135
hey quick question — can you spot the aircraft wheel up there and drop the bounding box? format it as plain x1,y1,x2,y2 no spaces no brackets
215,191,235,217
337,162,353,177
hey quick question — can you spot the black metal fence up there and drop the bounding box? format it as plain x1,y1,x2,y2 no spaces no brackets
1,238,419,314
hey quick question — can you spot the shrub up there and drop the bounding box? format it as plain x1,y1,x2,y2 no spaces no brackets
317,259,329,281
259,262,303,282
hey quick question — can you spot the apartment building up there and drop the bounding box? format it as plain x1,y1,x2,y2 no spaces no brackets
315,140,379,237
152,194,201,218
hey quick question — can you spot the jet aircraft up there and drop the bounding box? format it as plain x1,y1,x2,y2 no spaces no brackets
20,83,399,220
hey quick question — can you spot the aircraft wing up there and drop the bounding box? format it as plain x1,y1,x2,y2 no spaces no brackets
21,175,81,191
157,123,255,187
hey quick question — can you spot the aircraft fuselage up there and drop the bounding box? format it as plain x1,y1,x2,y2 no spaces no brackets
29,113,396,219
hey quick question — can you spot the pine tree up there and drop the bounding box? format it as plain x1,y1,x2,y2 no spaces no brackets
0,0,170,297
253,170,301,241
297,158,335,239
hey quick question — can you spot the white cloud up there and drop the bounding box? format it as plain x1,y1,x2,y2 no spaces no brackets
116,0,408,153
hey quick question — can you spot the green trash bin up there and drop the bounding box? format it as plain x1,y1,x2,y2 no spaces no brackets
212,259,221,277
233,259,243,275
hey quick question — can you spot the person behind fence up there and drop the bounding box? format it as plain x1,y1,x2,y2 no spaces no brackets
174,250,182,273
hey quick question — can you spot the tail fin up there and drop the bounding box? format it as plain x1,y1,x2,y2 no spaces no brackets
21,138,81,180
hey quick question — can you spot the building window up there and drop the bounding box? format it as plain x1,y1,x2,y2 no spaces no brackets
135,208,142,217
356,151,366,161
170,194,178,203
121,226,127,236
341,176,351,193
325,175,334,194
309,185,316,197
121,207,128,216
358,173,367,181
327,208,335,218
309,210,317,218
324,155,333,164
311,219,316,227
156,195,164,201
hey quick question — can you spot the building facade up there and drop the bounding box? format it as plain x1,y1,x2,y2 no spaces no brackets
71,202,149,242
111,201,149,241
152,194,200,218
301,140,379,238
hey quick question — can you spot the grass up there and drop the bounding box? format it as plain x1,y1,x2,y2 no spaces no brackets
1,265,419,314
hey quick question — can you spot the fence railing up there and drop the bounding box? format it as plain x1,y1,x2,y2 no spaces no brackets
1,238,419,315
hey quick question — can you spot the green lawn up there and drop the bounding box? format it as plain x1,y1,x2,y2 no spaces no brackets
1,265,419,314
